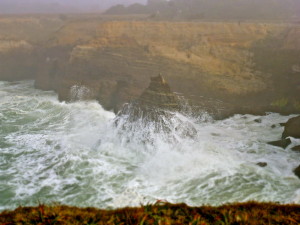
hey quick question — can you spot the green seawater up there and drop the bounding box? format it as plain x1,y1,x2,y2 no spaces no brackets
0,80,300,211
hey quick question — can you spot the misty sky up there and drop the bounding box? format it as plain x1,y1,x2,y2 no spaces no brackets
0,0,147,14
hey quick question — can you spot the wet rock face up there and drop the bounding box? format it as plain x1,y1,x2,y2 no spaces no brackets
257,162,268,167
268,138,291,149
117,75,180,122
294,165,300,179
137,75,180,111
115,75,197,138
268,116,300,150
282,116,300,139
291,146,300,152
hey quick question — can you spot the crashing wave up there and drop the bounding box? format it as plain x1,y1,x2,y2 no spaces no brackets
113,75,201,143
70,84,92,101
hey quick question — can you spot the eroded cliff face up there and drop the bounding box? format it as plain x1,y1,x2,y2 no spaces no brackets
0,16,64,81
0,15,299,117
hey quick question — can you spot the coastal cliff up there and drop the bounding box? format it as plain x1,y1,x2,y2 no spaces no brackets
0,15,299,117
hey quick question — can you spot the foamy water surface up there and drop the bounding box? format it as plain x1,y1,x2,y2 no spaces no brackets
0,80,300,211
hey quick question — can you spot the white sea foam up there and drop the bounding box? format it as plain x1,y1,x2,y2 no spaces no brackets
0,80,299,211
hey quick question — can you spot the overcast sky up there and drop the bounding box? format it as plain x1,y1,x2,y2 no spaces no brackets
0,0,147,14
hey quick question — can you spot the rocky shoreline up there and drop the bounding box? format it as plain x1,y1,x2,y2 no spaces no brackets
268,115,300,178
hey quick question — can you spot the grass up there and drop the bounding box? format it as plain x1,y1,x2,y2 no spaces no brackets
0,201,300,224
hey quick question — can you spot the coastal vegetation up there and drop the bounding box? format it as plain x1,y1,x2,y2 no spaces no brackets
1,202,300,224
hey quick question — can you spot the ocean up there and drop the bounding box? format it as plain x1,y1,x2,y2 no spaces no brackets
0,80,299,211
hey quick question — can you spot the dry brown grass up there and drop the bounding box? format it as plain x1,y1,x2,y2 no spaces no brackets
0,201,299,225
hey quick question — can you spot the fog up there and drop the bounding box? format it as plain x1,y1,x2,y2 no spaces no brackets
0,0,147,14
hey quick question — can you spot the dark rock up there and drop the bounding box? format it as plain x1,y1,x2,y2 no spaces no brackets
117,74,180,122
115,75,197,138
282,116,300,139
138,75,180,111
254,118,262,123
291,145,300,153
294,165,300,179
257,162,267,167
268,138,291,149
271,124,277,129
279,123,286,127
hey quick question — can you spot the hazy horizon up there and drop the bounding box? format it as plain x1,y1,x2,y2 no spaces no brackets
0,0,147,14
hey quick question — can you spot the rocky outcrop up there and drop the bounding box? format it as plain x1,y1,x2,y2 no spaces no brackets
115,75,197,138
256,162,268,167
282,116,300,139
294,165,300,179
268,115,300,177
268,138,291,149
268,116,300,149
292,146,300,152
116,74,180,123
137,75,180,111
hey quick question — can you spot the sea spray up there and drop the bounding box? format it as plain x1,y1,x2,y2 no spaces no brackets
0,80,300,212
70,84,92,101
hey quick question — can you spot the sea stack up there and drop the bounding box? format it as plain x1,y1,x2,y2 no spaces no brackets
116,74,180,123
115,75,196,137
137,74,180,111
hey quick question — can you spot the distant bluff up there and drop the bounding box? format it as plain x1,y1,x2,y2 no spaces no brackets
0,15,299,117
105,0,300,21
